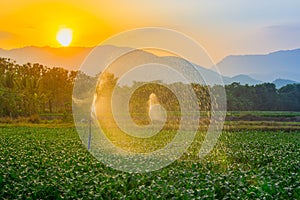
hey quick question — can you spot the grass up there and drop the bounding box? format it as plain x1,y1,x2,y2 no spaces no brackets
0,126,299,199
224,121,300,131
0,123,74,129
227,111,300,117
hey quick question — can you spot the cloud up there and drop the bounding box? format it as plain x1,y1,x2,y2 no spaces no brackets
264,24,300,33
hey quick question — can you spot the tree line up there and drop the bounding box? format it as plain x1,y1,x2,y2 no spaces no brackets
0,58,77,118
226,82,300,111
1,57,300,119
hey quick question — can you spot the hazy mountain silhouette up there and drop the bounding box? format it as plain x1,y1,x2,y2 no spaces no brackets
217,48,300,82
272,78,299,89
0,46,298,87
0,46,92,70
0,46,238,85
229,74,262,85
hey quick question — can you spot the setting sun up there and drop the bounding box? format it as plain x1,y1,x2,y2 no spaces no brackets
56,28,73,47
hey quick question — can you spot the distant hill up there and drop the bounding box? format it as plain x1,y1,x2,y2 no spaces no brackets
272,79,299,89
217,48,300,82
0,46,254,86
0,46,92,70
1,46,298,87
229,74,262,85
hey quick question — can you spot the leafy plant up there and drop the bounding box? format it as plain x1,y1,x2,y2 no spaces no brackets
0,127,299,199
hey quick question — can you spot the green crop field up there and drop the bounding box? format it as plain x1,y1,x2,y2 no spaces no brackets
227,111,300,117
0,126,299,199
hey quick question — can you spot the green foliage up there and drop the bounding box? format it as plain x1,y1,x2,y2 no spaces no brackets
0,58,77,117
0,127,299,199
226,82,300,111
279,84,300,111
1,57,300,120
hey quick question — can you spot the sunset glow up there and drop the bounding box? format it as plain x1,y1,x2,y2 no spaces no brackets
1,1,300,197
0,0,300,62
56,28,73,46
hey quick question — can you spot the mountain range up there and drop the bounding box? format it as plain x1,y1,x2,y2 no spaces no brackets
0,46,92,70
217,48,300,83
0,46,299,87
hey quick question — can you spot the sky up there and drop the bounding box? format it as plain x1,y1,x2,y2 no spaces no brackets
1,0,300,63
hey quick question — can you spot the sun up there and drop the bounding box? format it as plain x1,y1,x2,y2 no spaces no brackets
56,28,73,47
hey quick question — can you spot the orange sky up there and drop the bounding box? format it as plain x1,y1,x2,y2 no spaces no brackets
0,1,114,48
1,0,300,63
